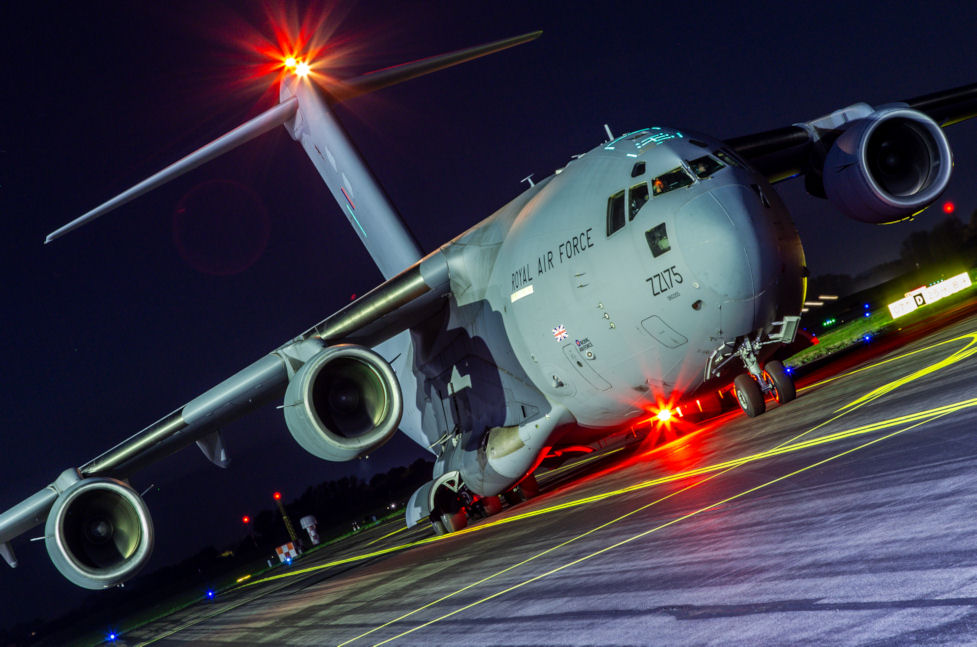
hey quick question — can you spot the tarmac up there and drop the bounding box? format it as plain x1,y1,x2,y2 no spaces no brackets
112,310,977,646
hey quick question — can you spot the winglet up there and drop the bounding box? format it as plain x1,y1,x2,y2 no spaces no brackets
1,541,17,568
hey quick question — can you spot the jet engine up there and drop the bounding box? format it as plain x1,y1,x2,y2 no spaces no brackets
823,107,951,224
44,477,154,590
283,344,403,462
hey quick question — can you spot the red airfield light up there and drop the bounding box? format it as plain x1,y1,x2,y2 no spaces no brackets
944,201,955,214
273,491,282,501
242,515,251,524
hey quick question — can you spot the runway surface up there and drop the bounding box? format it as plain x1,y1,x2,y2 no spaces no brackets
113,311,977,646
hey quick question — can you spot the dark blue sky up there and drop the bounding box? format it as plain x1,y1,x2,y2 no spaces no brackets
2,0,976,631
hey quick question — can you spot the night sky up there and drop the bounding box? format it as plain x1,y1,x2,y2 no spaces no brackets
2,0,976,631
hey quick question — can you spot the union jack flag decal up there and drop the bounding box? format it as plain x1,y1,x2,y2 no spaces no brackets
553,325,568,341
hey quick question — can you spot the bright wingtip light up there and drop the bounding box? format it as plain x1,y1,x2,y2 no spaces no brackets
656,409,673,423
284,56,297,68
295,61,311,77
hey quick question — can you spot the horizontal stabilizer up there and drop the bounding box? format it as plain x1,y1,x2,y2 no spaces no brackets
329,31,542,104
45,98,299,244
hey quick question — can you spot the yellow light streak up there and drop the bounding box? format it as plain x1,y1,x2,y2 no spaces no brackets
188,329,977,646
364,524,409,548
342,330,977,644
371,410,949,646
241,395,977,594
538,446,625,482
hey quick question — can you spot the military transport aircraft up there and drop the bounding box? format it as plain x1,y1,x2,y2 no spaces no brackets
1,28,976,591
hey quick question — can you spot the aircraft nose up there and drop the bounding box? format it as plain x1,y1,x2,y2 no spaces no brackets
675,185,770,301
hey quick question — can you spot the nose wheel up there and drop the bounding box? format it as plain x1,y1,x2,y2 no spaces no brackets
731,340,796,417
733,373,765,417
762,360,795,404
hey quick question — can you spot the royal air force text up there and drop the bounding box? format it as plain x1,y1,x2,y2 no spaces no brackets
511,228,595,291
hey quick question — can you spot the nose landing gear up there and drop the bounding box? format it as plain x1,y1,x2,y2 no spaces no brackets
706,317,801,418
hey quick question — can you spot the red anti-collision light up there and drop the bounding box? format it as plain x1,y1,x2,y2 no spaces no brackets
273,492,282,501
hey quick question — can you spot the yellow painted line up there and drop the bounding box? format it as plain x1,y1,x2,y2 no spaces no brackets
798,331,977,393
371,410,951,646
538,446,625,481
364,524,409,547
345,329,977,644
149,328,977,644
241,394,977,593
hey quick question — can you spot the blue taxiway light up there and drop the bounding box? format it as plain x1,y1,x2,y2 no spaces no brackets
206,589,216,600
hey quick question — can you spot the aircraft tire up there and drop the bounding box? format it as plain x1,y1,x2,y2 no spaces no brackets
517,473,540,499
481,494,503,516
733,373,765,417
440,509,468,533
763,360,795,403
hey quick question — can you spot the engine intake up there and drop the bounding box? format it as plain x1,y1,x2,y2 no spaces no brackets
284,344,402,461
44,478,154,590
823,107,952,224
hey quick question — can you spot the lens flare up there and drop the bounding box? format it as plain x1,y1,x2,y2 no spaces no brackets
656,409,672,423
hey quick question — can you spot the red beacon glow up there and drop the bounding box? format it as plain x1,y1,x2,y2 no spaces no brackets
284,56,297,68
242,515,251,524
943,201,955,214
273,492,282,501
656,408,672,423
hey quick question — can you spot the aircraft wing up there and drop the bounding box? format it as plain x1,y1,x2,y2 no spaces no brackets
0,250,450,580
725,81,977,183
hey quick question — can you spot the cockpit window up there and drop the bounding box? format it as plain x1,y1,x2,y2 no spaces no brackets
689,155,725,178
714,149,743,168
606,190,625,236
651,167,694,196
629,182,649,220
645,223,671,257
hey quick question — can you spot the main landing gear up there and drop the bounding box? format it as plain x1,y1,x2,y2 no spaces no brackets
431,474,539,535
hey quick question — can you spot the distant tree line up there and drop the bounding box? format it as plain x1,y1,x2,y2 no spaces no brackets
809,211,977,298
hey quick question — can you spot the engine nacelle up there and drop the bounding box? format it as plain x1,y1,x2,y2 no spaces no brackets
823,107,951,224
283,344,403,462
44,477,154,590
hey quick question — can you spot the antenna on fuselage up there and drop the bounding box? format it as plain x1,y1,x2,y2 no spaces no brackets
521,174,535,188
604,124,614,141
